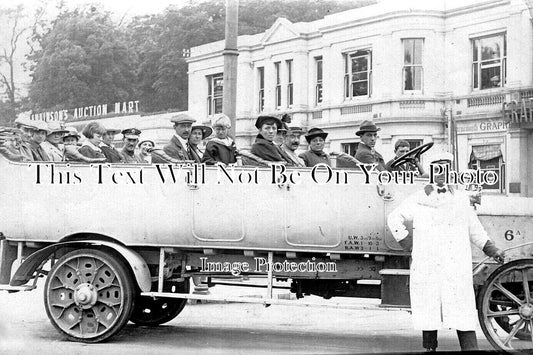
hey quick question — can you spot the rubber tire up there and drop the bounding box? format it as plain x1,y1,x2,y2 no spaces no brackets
130,279,190,326
44,248,135,343
477,259,533,352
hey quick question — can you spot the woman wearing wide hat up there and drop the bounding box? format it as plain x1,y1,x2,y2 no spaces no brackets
188,124,212,163
298,127,331,167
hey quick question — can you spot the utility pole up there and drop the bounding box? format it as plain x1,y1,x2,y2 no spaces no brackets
223,0,239,138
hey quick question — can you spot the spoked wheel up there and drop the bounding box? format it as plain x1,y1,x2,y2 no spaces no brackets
130,279,190,326
478,259,533,352
44,249,135,343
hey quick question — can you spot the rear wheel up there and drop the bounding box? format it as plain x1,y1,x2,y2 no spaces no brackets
44,248,135,343
130,279,190,326
478,259,533,352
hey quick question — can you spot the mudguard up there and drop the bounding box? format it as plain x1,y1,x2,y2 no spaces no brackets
9,240,151,292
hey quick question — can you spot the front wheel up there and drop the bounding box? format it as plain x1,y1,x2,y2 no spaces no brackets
44,248,135,343
478,259,533,352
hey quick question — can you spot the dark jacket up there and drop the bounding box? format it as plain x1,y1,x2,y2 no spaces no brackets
299,150,331,167
29,140,50,161
202,140,237,165
79,144,106,160
100,144,124,163
355,143,385,171
153,136,190,163
121,147,145,163
250,134,287,162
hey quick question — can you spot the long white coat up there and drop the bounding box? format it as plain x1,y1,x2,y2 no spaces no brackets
387,187,490,331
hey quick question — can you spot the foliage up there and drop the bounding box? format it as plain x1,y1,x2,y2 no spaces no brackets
28,5,138,111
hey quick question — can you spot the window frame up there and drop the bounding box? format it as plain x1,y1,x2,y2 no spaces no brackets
315,56,323,106
258,67,265,112
343,49,372,100
207,73,224,116
286,59,293,108
274,62,281,109
471,33,506,91
402,38,424,93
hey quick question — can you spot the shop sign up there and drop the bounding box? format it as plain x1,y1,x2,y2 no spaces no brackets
502,99,533,123
30,100,140,122
456,120,509,133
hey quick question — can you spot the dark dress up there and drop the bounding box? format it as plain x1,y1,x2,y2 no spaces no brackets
100,144,124,163
299,150,331,167
250,134,288,162
202,139,237,165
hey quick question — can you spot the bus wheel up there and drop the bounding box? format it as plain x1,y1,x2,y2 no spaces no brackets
478,259,533,352
130,279,190,326
44,248,135,343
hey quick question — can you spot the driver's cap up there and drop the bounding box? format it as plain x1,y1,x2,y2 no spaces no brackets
431,152,454,164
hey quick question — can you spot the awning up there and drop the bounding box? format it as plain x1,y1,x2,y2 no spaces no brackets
471,145,502,161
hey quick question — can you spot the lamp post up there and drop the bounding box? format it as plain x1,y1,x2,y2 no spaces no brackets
223,0,239,139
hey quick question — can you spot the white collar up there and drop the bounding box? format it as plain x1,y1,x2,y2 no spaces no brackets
174,134,189,148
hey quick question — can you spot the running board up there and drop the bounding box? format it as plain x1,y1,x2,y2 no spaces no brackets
0,284,37,292
140,291,411,312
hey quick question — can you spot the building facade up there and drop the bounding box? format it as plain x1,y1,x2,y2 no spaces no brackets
187,0,533,197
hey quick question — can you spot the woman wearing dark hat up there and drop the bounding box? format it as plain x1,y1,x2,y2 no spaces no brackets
299,127,331,167
250,115,291,163
354,120,386,171
188,124,212,163
202,114,237,165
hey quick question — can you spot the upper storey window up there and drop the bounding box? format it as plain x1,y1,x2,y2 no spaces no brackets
472,34,506,90
207,73,223,115
403,39,423,92
344,50,372,99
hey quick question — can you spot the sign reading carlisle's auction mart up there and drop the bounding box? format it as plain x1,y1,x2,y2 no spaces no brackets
30,100,140,122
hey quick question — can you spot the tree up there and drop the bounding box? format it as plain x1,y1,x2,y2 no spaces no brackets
128,0,372,113
28,6,138,111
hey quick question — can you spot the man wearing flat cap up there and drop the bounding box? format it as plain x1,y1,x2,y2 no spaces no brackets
354,120,385,171
100,127,124,163
152,113,196,163
251,115,292,163
299,128,331,167
14,116,36,161
387,152,504,352
280,126,305,167
27,120,50,161
121,128,144,163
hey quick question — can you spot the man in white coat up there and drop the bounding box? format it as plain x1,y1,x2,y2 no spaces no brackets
387,152,504,352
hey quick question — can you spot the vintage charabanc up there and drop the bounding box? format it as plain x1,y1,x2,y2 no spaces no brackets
0,142,532,352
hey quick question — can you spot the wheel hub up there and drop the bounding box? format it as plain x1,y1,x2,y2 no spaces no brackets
74,283,97,309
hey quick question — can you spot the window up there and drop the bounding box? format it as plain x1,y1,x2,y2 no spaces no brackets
315,57,323,105
286,60,293,107
207,73,223,115
275,62,281,109
405,139,422,151
472,34,506,90
468,145,504,192
403,39,423,92
344,50,372,99
341,142,359,156
258,67,265,112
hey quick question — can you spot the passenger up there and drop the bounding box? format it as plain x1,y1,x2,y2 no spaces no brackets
280,126,305,167
202,114,236,165
299,128,331,167
274,121,288,147
100,128,124,163
387,152,505,352
250,115,290,163
354,120,386,171
41,121,68,162
0,128,28,161
188,124,212,163
120,128,144,163
27,120,50,161
138,139,155,164
13,117,35,161
385,139,425,175
152,113,196,163
79,122,107,160
63,126,106,163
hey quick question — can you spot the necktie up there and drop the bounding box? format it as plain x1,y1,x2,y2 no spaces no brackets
437,187,447,194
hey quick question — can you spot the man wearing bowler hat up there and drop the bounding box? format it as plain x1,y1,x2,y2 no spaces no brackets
299,127,331,167
120,128,144,163
355,120,385,171
152,113,196,163
251,115,291,163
